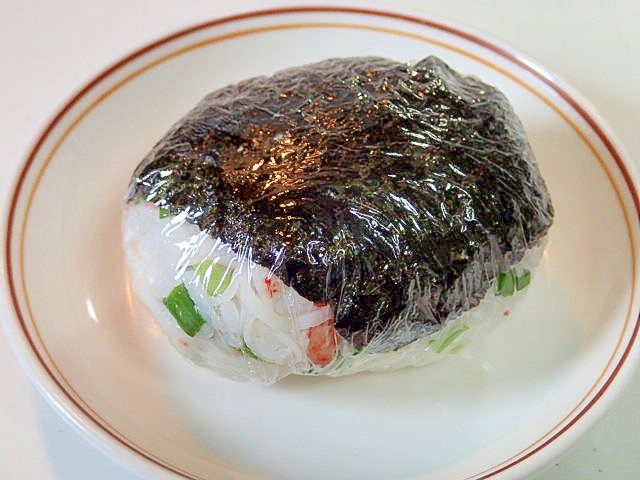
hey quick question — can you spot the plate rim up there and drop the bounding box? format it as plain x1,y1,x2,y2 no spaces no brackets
3,5,640,480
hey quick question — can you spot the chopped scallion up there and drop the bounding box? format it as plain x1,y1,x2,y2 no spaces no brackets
239,344,259,360
194,259,233,296
433,324,469,353
515,270,531,291
496,270,515,296
159,206,171,219
163,283,205,337
497,268,531,296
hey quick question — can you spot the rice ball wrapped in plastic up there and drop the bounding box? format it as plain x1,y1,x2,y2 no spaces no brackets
123,56,553,383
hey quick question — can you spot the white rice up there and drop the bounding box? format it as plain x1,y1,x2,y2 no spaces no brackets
123,202,544,383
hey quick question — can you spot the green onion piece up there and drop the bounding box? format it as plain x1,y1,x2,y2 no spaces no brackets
239,344,259,360
194,259,233,296
450,343,465,354
516,269,531,291
163,283,205,337
159,206,171,219
496,270,515,296
433,324,470,353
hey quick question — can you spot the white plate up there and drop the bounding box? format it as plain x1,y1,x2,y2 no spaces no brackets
3,6,640,480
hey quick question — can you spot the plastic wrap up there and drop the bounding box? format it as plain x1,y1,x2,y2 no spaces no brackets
123,56,554,383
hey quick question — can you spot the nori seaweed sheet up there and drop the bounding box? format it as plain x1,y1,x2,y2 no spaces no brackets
127,56,554,351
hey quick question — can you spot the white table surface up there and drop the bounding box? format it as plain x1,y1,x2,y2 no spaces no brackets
1,1,639,479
